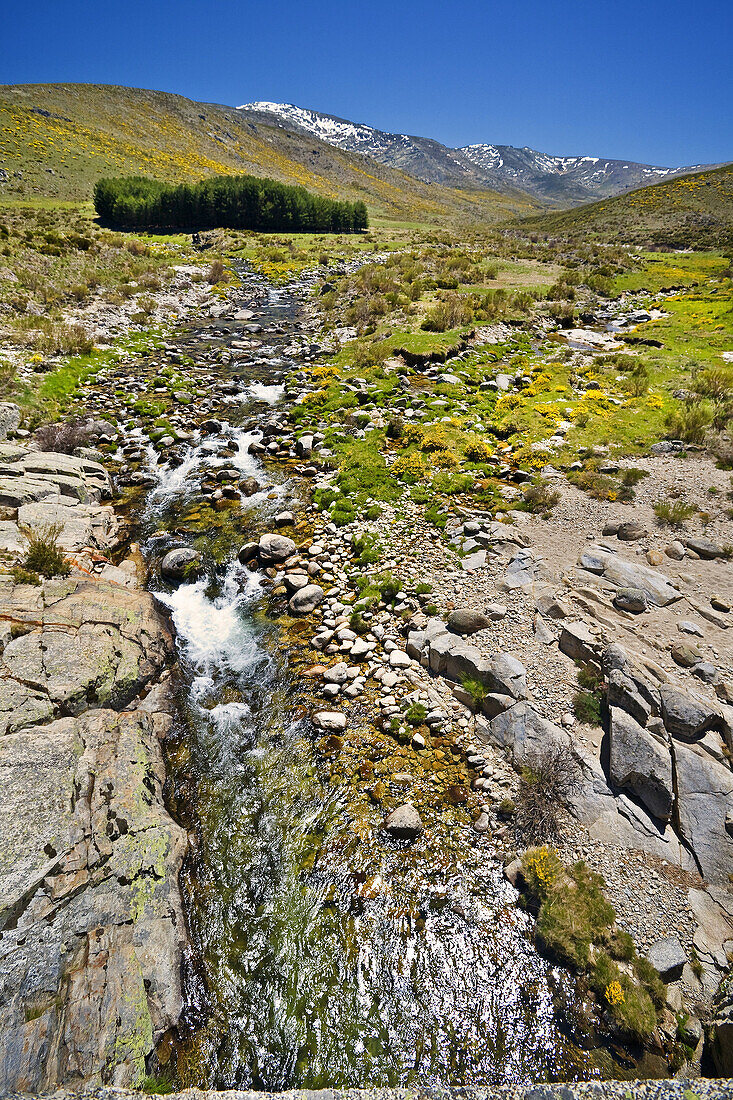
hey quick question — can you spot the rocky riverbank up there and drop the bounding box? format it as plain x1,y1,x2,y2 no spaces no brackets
0,430,186,1091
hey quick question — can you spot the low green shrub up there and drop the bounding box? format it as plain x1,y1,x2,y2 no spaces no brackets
520,848,662,1042
665,401,714,444
653,499,696,527
569,468,619,501
460,676,488,708
621,467,649,488
523,480,561,516
11,566,40,585
349,611,370,636
353,531,381,567
403,702,428,728
19,522,70,579
573,689,603,726
424,504,448,529
536,860,615,969
377,572,401,603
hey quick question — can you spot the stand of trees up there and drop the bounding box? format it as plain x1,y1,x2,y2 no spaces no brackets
93,174,368,233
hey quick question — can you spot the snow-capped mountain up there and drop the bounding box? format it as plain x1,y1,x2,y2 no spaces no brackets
458,144,705,202
237,101,710,204
238,101,484,188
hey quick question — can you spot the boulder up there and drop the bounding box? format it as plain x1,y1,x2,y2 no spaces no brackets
665,541,685,560
504,858,523,887
480,692,516,719
535,593,570,619
607,668,655,726
0,709,186,1093
283,573,309,593
428,633,483,682
646,937,687,981
617,521,647,541
577,547,681,607
447,608,492,635
678,619,704,637
712,973,733,1075
609,707,673,822
613,587,648,613
258,533,297,564
389,649,411,668
384,803,424,840
660,686,722,740
160,547,202,582
238,541,259,563
486,602,509,620
686,537,724,560
487,653,527,699
671,642,704,668
478,702,568,767
502,547,544,589
674,741,733,883
289,584,324,614
559,621,601,667
0,403,20,441
312,710,347,732
0,577,173,720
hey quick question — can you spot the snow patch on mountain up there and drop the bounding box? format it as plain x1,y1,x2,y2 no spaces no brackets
237,101,712,203
238,101,406,156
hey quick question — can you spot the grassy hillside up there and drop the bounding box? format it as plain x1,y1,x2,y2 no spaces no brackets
0,83,537,226
519,162,733,249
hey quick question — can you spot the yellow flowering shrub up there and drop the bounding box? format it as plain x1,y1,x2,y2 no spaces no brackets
605,981,625,1006
522,846,562,899
464,436,493,462
432,449,459,469
301,389,328,407
496,393,522,412
420,426,452,452
534,402,563,423
311,364,341,383
402,423,424,445
392,451,427,481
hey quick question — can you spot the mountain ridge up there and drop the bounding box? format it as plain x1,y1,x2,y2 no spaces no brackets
237,100,717,205
519,160,733,249
0,83,536,225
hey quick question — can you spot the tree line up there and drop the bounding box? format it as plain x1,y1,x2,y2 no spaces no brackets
93,174,368,233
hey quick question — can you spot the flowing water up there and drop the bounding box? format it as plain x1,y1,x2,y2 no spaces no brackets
134,273,608,1091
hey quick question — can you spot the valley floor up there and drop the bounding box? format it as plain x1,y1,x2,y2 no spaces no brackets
0,208,732,1090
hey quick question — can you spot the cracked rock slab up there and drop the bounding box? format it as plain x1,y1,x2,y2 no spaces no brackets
0,708,186,1093
0,576,173,731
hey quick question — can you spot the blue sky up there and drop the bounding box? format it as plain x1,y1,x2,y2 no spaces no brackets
3,0,732,166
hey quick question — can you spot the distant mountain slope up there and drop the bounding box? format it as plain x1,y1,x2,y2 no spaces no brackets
238,101,485,188
238,101,716,205
0,84,535,225
459,144,703,204
517,162,733,249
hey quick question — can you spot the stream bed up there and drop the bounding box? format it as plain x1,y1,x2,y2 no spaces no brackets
123,271,632,1090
